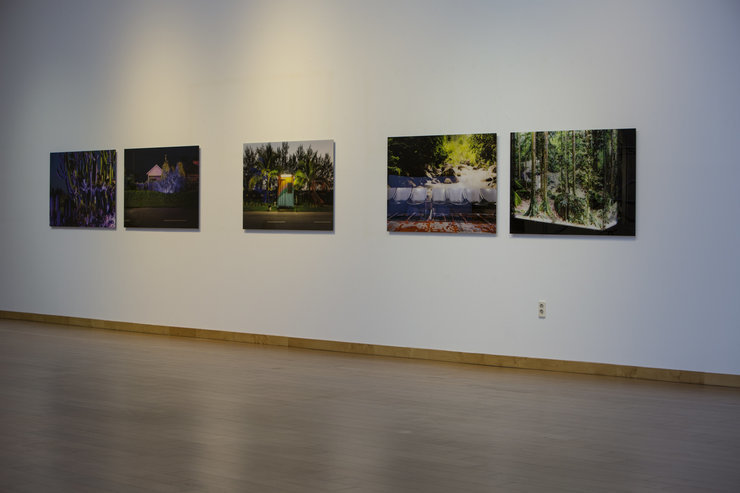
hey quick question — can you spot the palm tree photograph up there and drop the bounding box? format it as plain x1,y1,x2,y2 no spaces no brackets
510,128,635,235
243,140,334,231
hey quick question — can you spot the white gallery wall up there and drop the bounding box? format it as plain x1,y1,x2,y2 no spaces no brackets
1,0,739,375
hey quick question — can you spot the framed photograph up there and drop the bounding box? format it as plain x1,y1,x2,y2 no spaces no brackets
50,150,116,228
510,129,636,236
387,134,497,234
243,140,334,231
124,146,200,229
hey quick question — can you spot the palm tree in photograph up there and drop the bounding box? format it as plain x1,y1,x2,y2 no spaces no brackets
243,145,257,191
295,146,331,206
255,143,280,204
278,141,291,174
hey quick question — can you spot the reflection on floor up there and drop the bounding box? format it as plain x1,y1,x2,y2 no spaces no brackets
2,319,739,492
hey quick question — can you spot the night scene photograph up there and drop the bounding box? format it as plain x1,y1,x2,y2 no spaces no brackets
124,145,200,229
243,139,334,231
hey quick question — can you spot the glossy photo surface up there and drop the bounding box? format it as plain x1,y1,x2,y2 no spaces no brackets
50,150,117,228
124,146,200,229
510,129,636,236
387,134,497,234
243,140,334,231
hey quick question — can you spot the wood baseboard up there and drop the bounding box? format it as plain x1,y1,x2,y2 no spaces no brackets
2,310,738,388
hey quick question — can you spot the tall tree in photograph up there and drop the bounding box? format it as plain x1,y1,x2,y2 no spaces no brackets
563,131,571,221
243,145,257,190
540,131,551,215
256,143,279,202
570,130,577,211
581,130,591,219
278,141,291,174
516,132,521,183
295,146,332,205
525,132,538,216
608,129,617,204
511,133,525,209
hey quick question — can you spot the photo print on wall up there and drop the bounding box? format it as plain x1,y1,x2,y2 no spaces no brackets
50,150,117,228
510,128,635,235
124,145,200,229
387,133,497,234
243,139,334,231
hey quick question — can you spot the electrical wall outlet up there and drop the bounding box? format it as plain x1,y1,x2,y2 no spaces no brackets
538,300,546,319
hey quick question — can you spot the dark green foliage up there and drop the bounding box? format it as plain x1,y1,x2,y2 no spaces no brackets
512,178,527,204
243,146,257,189
512,129,628,230
387,136,447,176
469,133,497,165
513,190,522,208
588,189,606,210
553,191,586,221
294,146,334,205
243,142,333,206
124,190,198,208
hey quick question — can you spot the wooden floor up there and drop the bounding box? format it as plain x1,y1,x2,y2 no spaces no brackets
1,320,739,492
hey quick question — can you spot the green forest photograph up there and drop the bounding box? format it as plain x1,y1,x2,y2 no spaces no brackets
510,128,635,235
243,140,334,231
387,133,497,234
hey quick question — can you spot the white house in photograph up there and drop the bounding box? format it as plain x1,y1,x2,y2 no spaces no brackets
146,164,162,183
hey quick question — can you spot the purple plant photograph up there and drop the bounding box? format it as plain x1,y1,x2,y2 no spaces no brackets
50,150,117,228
